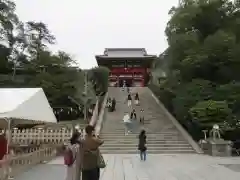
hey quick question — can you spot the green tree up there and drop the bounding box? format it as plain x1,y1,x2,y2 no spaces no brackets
0,0,18,71
150,0,240,136
215,82,240,118
189,100,234,130
25,21,55,66
0,0,97,121
88,66,109,95
172,79,215,121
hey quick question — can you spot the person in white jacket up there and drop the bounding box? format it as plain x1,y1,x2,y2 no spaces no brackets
123,112,132,135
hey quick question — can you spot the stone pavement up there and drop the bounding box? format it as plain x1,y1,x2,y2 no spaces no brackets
14,154,240,180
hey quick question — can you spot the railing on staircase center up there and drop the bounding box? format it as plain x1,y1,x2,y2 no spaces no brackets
76,93,108,180
95,93,108,136
89,97,100,127
88,93,108,131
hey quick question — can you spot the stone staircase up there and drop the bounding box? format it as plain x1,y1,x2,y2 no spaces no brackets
99,87,196,154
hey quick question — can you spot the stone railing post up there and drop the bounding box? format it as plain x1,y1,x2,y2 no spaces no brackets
0,147,57,179
7,128,72,145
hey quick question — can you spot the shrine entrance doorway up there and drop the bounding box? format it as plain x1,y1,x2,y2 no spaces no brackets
119,79,133,87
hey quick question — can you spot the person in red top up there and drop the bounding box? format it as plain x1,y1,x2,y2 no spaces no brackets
0,132,7,160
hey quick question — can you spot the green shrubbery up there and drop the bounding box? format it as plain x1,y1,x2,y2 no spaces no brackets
150,0,240,141
189,100,233,130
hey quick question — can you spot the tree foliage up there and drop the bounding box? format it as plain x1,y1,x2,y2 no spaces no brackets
189,100,233,129
88,66,109,95
151,0,240,136
0,0,102,121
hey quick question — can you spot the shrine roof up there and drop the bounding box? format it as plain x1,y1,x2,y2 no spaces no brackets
95,48,157,59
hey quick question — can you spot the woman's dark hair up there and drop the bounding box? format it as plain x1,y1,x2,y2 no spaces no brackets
70,132,80,144
85,125,94,135
130,109,136,119
139,130,146,138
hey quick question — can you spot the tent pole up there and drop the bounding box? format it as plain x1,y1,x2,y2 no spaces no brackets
3,118,12,179
4,118,11,155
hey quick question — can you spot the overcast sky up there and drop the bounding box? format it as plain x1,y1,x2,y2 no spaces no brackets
14,0,178,69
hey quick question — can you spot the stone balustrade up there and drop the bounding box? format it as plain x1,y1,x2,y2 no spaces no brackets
0,97,101,146
0,98,100,146
0,128,74,145
0,146,56,180
10,145,41,155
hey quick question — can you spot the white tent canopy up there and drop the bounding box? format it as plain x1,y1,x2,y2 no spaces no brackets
0,88,57,128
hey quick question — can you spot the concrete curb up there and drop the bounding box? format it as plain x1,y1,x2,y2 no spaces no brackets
147,88,203,154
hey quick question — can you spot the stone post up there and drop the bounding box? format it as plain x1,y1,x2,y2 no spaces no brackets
199,127,232,157
208,139,232,156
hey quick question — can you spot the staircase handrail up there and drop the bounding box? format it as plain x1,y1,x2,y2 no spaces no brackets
76,94,108,180
95,93,108,136
89,98,99,127
0,146,56,179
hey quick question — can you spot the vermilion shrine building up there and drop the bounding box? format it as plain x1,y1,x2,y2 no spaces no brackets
96,48,156,87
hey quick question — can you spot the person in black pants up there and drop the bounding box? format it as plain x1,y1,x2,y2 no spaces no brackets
111,98,116,112
138,130,147,161
139,109,144,125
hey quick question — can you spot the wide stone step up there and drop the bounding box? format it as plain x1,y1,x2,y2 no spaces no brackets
101,149,195,154
100,146,193,152
102,139,186,142
102,138,186,142
102,122,174,126
101,144,192,148
101,128,177,132
101,132,181,135
101,130,180,133
101,135,185,140
101,137,184,140
102,139,189,143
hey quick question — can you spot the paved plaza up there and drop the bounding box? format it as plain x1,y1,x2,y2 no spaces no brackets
14,154,240,180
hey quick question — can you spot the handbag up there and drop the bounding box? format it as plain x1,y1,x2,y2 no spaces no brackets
83,149,106,169
138,144,147,151
97,151,106,168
